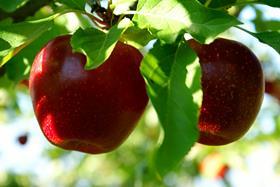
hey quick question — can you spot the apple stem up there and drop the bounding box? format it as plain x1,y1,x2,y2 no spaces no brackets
106,0,116,28
87,0,138,29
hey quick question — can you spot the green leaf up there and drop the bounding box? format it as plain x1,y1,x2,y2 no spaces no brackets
0,18,54,66
252,31,280,54
0,20,52,48
0,75,15,89
198,0,237,8
243,0,280,8
255,20,280,32
0,39,11,51
141,40,199,175
133,0,240,43
5,22,69,82
71,18,133,69
259,0,280,7
0,0,28,12
111,0,138,15
238,27,280,54
252,8,280,32
57,0,86,10
122,26,154,48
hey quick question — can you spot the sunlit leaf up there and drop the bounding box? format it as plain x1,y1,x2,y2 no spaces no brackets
71,18,133,69
238,27,280,54
122,26,154,48
141,40,199,175
0,18,54,66
112,0,137,15
5,22,69,82
133,0,240,43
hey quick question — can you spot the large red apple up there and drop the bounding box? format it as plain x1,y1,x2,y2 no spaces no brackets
29,35,148,154
188,38,264,145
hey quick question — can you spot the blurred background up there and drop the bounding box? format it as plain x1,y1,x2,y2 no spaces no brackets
0,3,280,187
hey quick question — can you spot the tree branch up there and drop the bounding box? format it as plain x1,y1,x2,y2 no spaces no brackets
0,0,53,22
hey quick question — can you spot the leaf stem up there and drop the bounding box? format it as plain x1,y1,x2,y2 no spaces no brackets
235,26,252,34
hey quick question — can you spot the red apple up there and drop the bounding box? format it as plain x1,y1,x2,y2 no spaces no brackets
29,35,148,154
188,38,264,145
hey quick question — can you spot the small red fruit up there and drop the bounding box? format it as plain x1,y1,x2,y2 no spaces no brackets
29,35,148,154
216,164,229,179
199,153,229,179
265,80,280,101
188,38,264,145
17,133,28,145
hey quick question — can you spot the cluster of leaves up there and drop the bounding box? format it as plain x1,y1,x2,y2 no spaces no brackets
0,0,279,177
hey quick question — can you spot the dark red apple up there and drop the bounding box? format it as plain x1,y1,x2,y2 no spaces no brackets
188,38,264,145
29,35,148,154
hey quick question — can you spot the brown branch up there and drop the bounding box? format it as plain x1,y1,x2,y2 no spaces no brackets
0,0,53,22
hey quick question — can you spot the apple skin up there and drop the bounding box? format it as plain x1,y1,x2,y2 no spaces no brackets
188,38,264,145
29,35,148,154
